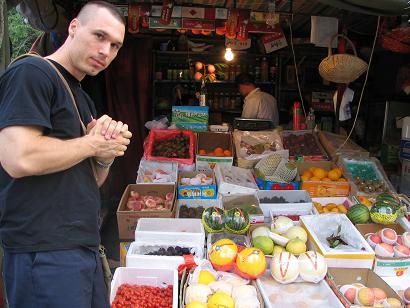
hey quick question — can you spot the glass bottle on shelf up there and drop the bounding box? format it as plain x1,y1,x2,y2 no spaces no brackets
166,65,173,80
306,108,316,129
229,65,236,81
236,64,241,77
261,57,269,82
224,92,230,109
172,64,178,80
183,63,190,80
218,92,224,109
224,65,230,81
254,58,261,82
199,80,207,106
155,65,163,80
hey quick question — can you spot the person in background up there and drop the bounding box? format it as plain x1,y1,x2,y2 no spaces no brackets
0,1,130,307
236,72,279,126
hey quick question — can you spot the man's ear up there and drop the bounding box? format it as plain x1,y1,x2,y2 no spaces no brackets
68,18,79,37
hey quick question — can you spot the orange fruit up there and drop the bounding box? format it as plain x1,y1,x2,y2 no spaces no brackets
214,147,224,156
337,177,347,182
313,168,327,179
207,151,215,156
322,177,331,182
300,175,310,181
310,176,321,181
302,171,312,179
223,150,232,157
199,149,206,155
308,167,316,174
328,169,341,181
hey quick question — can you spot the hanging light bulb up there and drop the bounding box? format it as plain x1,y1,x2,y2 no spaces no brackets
224,47,234,61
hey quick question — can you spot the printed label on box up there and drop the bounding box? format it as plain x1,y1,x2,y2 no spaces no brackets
149,17,181,29
172,106,209,123
400,139,410,160
196,156,233,172
374,258,410,277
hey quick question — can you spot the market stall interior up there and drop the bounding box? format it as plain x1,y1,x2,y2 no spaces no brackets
5,0,410,307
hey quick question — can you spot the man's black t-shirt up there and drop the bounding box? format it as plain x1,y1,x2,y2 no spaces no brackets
0,56,101,253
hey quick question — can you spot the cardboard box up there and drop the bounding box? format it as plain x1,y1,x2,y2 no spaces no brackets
298,161,350,197
174,122,208,132
326,268,404,308
196,132,234,172
110,267,178,308
356,223,410,277
116,184,176,240
119,241,132,267
300,214,375,268
177,171,217,199
172,106,209,124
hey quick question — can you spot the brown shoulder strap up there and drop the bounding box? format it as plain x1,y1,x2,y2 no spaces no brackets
11,53,98,181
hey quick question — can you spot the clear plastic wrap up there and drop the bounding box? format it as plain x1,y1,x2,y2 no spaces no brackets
233,129,284,161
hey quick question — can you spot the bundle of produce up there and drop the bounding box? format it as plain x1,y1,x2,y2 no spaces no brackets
365,228,410,258
201,207,250,235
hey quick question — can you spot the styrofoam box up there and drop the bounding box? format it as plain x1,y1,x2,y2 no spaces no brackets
214,164,258,195
136,159,178,184
110,267,178,308
311,197,352,214
256,272,344,308
301,214,375,269
176,199,221,218
126,241,202,269
134,218,205,245
257,190,313,218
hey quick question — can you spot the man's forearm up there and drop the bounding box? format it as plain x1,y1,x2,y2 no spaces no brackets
1,131,95,178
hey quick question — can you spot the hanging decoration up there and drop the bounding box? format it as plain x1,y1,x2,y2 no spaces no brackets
225,8,239,39
128,4,140,33
159,0,174,25
237,10,250,41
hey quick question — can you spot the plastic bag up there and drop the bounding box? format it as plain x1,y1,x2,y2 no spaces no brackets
145,117,169,130
233,129,283,161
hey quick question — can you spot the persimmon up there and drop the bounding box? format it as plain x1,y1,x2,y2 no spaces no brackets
199,149,206,155
223,150,232,156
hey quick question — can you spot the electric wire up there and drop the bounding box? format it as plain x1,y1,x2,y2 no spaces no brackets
335,16,381,152
288,14,307,118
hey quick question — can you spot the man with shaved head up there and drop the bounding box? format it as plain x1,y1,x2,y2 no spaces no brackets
0,1,129,307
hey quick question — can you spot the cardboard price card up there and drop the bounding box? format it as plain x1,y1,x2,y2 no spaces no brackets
261,25,288,53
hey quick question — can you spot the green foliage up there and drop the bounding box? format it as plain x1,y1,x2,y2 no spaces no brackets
8,8,42,59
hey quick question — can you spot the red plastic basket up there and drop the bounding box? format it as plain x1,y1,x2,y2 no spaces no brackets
144,129,195,165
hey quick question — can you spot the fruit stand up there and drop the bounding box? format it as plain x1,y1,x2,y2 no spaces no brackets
111,125,410,308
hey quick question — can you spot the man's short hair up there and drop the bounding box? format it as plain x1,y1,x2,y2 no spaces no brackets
78,1,125,26
235,73,255,86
